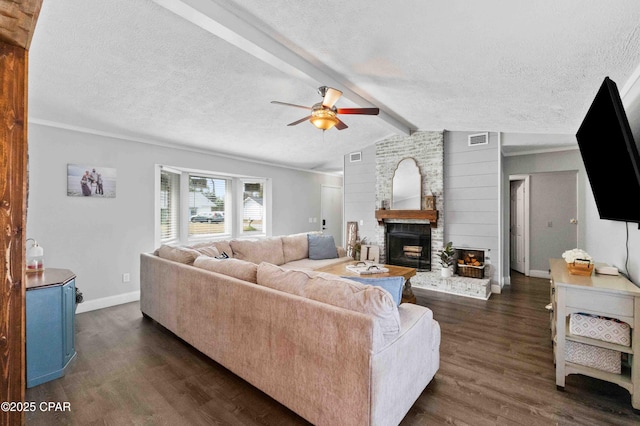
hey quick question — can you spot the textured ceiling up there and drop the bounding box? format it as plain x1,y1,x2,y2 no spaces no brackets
28,0,640,172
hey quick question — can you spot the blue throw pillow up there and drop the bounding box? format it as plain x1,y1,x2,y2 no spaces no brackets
308,234,338,260
343,276,404,306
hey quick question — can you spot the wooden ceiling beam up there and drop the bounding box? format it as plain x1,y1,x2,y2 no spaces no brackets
0,0,43,49
152,0,414,136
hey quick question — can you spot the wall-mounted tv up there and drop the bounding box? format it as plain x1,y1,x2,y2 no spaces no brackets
576,77,640,223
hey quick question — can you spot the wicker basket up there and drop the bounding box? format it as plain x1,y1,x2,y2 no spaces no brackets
457,264,485,278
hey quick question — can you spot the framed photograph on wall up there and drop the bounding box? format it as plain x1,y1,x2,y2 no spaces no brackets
67,164,117,198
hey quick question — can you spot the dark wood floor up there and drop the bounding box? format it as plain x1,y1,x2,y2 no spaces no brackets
26,273,640,425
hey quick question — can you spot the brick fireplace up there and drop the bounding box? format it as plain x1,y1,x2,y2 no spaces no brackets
374,132,444,267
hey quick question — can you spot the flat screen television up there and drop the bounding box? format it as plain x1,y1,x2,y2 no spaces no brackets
576,77,640,223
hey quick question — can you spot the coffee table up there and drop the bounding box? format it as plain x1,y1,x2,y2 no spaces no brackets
316,261,417,304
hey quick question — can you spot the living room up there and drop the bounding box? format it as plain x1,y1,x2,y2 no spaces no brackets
3,0,640,425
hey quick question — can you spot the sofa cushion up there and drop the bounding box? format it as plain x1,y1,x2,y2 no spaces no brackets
193,256,258,283
342,276,404,306
256,262,400,340
230,238,285,265
157,244,201,265
281,233,309,263
308,234,338,260
189,240,232,257
193,246,220,257
280,257,351,271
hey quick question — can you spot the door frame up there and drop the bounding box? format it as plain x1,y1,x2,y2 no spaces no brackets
509,174,530,276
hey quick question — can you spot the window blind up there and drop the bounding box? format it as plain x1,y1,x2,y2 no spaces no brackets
160,170,180,242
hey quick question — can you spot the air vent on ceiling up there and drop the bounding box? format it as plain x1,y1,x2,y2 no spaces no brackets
349,152,362,162
468,132,489,146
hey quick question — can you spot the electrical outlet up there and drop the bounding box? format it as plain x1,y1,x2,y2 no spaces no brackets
122,273,130,283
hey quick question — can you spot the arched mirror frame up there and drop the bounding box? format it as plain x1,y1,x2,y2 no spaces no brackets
391,157,422,210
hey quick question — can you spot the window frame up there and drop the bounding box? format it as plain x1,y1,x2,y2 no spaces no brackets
185,173,233,242
239,178,268,237
158,166,181,246
157,165,271,246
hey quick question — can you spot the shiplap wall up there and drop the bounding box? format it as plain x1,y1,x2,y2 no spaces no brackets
343,145,377,244
444,131,500,283
344,130,501,285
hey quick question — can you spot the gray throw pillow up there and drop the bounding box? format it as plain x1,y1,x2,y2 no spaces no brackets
308,234,338,260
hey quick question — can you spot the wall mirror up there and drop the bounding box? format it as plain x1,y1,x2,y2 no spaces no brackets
392,158,421,209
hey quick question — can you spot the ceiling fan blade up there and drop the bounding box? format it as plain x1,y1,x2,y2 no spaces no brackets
336,107,380,115
287,116,312,126
335,117,348,130
322,87,343,108
271,101,312,110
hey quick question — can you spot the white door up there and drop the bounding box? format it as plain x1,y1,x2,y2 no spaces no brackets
321,185,343,245
510,180,526,274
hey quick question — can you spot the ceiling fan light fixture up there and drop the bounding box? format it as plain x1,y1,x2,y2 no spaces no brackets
310,109,338,130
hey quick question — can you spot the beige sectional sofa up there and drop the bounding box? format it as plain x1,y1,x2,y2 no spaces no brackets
140,233,440,426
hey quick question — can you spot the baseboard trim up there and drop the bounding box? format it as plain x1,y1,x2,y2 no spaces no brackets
529,269,551,279
76,291,140,314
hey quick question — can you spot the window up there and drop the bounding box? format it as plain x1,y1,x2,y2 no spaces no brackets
242,180,265,234
158,166,269,244
188,175,229,238
160,169,180,243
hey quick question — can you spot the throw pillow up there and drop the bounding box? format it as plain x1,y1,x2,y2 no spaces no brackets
193,256,258,283
308,234,338,260
157,245,201,265
194,246,220,257
342,276,404,306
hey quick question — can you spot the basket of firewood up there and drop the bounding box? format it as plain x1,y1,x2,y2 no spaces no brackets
456,254,485,278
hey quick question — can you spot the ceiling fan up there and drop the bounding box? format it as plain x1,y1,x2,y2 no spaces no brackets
271,86,379,131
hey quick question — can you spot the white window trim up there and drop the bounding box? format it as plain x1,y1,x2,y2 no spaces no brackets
157,165,272,245
239,178,270,238
156,165,182,248
185,172,233,243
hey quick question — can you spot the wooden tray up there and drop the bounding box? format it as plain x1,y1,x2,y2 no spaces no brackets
567,261,594,276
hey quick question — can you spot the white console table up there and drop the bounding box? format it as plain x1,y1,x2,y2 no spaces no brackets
549,258,640,410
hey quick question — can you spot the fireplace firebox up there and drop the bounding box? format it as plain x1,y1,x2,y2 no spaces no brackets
385,223,431,271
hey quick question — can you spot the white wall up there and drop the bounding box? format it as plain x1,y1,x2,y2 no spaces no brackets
503,148,639,286
26,124,342,311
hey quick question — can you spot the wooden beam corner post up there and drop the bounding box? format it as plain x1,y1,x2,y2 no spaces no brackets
0,2,44,423
0,40,28,426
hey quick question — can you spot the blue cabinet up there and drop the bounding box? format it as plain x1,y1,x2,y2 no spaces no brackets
26,269,77,388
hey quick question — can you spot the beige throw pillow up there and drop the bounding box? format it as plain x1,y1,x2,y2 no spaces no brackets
193,246,220,257
157,245,201,265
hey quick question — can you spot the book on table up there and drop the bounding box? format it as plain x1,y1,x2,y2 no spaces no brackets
346,264,389,275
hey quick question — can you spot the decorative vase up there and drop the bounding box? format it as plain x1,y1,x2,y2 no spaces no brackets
441,266,453,278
